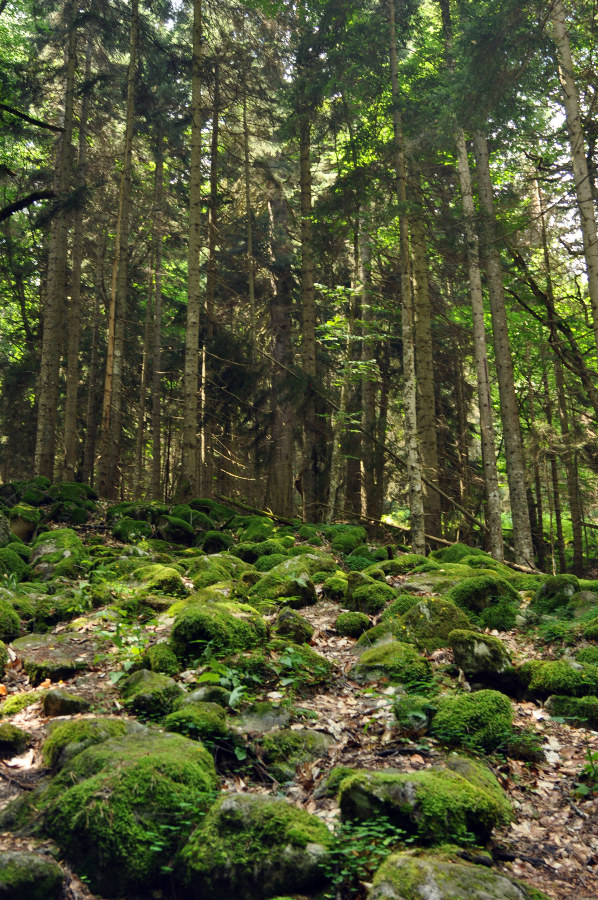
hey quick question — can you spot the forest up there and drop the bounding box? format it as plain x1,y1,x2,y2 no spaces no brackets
2,3,598,899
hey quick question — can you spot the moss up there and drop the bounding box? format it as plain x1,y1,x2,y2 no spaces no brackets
0,597,20,641
186,552,255,589
355,618,414,648
0,850,64,899
447,574,519,613
163,703,229,744
177,793,331,900
132,563,186,597
171,601,267,663
260,728,332,781
431,543,488,564
448,629,512,677
348,579,397,615
545,694,598,728
200,530,234,554
322,574,348,601
34,592,90,630
338,759,511,844
400,598,472,651
583,616,598,641
42,717,128,769
519,658,598,698
0,721,30,756
189,497,237,522
430,689,513,751
576,646,598,665
330,525,367,554
378,554,431,575
156,515,196,545
43,732,217,895
0,690,45,717
120,669,183,718
268,639,334,691
272,607,314,643
479,600,518,631
298,524,318,540
112,517,153,542
380,595,419,619
240,516,275,543
335,611,370,637
143,642,180,676
30,528,86,579
0,546,29,581
394,695,437,735
325,765,359,796
233,538,291,564
351,640,432,687
254,552,287,572
9,503,42,525
531,574,580,614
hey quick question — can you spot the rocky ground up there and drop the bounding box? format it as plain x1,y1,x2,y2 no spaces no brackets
0,481,597,900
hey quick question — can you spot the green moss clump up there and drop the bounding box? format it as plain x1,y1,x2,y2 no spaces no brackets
163,703,229,744
34,592,90,630
112,517,153,542
156,515,195,545
0,597,21,641
254,553,287,572
330,526,367,555
335,611,370,638
0,721,30,756
201,530,234,554
9,503,42,526
133,563,186,597
355,617,414,648
177,793,332,899
394,695,437,735
43,732,217,896
338,757,511,844
400,597,472,651
171,601,267,662
0,850,64,899
233,538,290,564
431,543,488,564
345,572,397,615
0,547,29,581
382,594,421,618
448,629,512,677
0,690,45,717
272,607,314,644
531,574,580,614
322,574,348,601
447,574,519,613
519,658,598,698
120,669,183,718
260,728,332,781
43,717,128,769
240,516,275,543
351,640,432,687
30,528,86,579
268,639,333,691
187,553,255,589
545,694,598,728
479,600,518,631
576,646,598,665
143,642,180,676
430,689,513,751
583,616,598,641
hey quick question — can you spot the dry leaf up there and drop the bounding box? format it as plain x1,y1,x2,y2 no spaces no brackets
4,748,34,769
38,678,52,689
0,685,6,697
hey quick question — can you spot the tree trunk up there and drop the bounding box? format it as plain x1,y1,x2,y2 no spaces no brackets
150,132,164,500
134,258,153,496
34,0,77,479
554,357,584,575
473,132,534,568
550,0,598,355
360,224,379,521
82,235,106,486
181,0,203,496
389,0,425,554
98,0,138,498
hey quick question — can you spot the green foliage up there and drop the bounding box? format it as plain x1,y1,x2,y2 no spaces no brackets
335,611,370,637
430,689,513,752
321,816,403,899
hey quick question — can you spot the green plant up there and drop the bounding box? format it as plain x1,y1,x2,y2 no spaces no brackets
574,746,598,798
321,816,403,899
96,606,156,683
195,653,249,709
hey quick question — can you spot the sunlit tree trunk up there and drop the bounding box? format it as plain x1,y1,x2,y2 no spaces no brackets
473,132,534,568
35,0,77,479
389,0,425,554
181,0,203,496
98,0,138,498
82,235,106,486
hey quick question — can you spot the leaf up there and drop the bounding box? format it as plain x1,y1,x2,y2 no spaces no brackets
39,678,51,689
0,685,7,697
196,672,221,684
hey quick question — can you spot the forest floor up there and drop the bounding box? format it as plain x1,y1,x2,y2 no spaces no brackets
0,514,597,900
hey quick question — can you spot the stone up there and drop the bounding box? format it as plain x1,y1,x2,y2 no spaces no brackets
119,668,183,718
11,633,108,685
0,851,64,900
0,722,30,757
42,689,91,717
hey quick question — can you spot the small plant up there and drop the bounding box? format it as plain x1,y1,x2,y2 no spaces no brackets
2,572,19,591
96,606,156,683
321,815,403,899
574,746,598,798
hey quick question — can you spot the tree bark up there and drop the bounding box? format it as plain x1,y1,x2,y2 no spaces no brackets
554,356,584,575
360,224,379,521
181,0,203,496
82,235,106,486
150,132,164,500
389,0,425,554
473,132,534,568
34,0,77,479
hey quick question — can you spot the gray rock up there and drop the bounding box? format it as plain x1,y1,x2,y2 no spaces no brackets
42,689,91,717
449,629,511,676
234,701,291,733
0,850,64,899
12,632,108,685
0,516,11,549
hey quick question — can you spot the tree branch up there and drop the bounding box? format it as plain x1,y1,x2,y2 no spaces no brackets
0,103,65,133
0,191,56,223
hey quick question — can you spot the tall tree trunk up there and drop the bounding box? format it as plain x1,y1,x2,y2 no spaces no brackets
360,224,379,521
389,0,425,554
34,0,77,479
550,0,598,354
410,164,441,537
62,37,91,480
554,357,584,575
150,132,164,500
181,0,203,496
134,259,153,495
82,235,106,485
528,364,546,571
98,0,138,498
473,132,534,568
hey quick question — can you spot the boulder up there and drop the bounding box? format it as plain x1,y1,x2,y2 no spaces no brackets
0,851,64,900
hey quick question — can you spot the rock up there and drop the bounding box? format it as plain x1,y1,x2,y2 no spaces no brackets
430,689,513,752
338,755,512,844
369,850,549,899
141,642,180,676
234,701,291,734
350,640,432,686
260,728,333,781
567,590,598,619
345,572,397,615
401,598,471,650
111,516,153,542
11,632,107,685
42,717,129,769
0,547,28,581
545,694,598,728
201,530,234,554
42,689,91,717
187,553,256,590
156,515,195,545
30,528,86,579
272,607,314,643
170,601,267,663
132,563,187,597
177,793,332,899
164,702,230,744
179,685,231,707
321,574,348,601
8,504,41,542
0,515,11,548
0,599,20,642
519,658,598,698
531,574,580,614
0,850,64,899
393,695,436,735
448,629,512,677
335,611,370,637
120,668,183,718
446,574,520,613
0,722,30,757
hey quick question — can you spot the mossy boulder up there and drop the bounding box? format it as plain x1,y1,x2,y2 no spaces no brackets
0,513,12,548
400,598,471,651
430,689,513,752
112,517,153,542
345,571,397,615
369,850,549,900
0,598,20,642
321,574,348,601
163,702,230,744
120,669,183,718
177,793,332,899
382,594,421,618
201,531,235,554
544,694,598,728
335,611,370,638
42,732,217,895
239,516,275,543
42,689,90,718
338,755,511,844
519,658,598,698
0,722,30,757
234,701,291,734
447,574,519,613
431,543,488,564
272,607,314,644
260,728,333,781
355,617,414,649
233,538,290,565
132,563,187,597
350,640,432,687
0,690,45,718
8,504,41,541
268,640,334,693
0,850,64,900
393,695,437,735
0,547,28,581
42,717,128,769
531,574,580,614
171,601,267,663
11,632,107,685
330,525,367,555
141,642,180,676
254,553,287,572
187,553,255,590
369,554,430,576
33,593,89,630
156,515,195,545
30,529,86,579
576,646,598,665
567,591,598,619
448,630,512,678
478,600,519,631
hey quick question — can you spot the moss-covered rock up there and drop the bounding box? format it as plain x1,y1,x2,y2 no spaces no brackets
0,722,30,757
30,529,86,579
201,530,235,554
519,658,598,698
0,598,20,642
8,504,42,541
545,694,598,728
393,695,437,735
449,630,512,678
112,517,153,542
321,574,348,601
369,850,548,900
43,732,217,895
142,642,180,676
33,592,89,630
335,611,370,637
187,553,255,590
430,689,513,752
567,591,598,619
0,690,45,718
479,599,519,631
355,617,413,649
531,574,580,614
239,516,275,543
576,646,598,665
171,601,267,662
350,641,432,687
11,632,107,685
163,702,230,744
338,756,511,844
234,701,291,734
233,538,291,565
329,525,367,555
0,513,12,548
447,574,519,613
0,850,64,900
260,728,333,782
0,547,29,581
583,616,598,641
254,553,287,572
120,669,183,718
177,793,332,899
431,543,488,564
272,607,314,644
42,717,128,769
400,598,471,651
156,515,195,545
42,689,90,718
132,563,187,597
